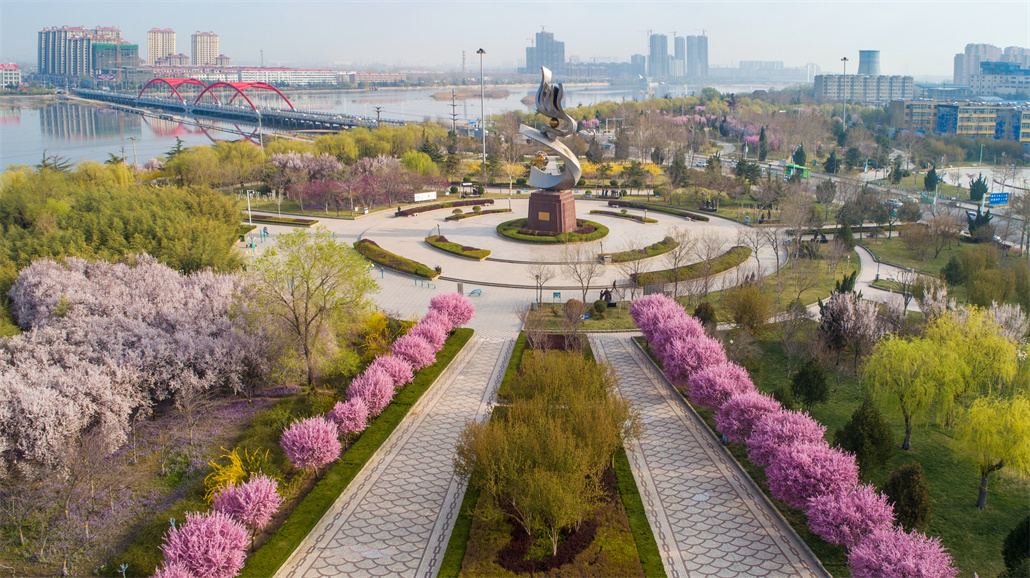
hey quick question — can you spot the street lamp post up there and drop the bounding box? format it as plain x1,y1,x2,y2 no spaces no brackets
477,48,486,188
246,190,254,226
840,57,849,129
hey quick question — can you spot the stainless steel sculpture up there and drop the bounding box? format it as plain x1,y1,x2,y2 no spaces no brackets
519,67,582,191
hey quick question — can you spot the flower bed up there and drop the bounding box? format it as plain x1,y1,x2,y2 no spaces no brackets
244,216,319,227
632,246,751,286
496,218,609,244
609,236,679,263
424,235,490,260
589,210,658,223
353,239,438,279
396,199,494,217
444,208,512,221
629,294,959,578
606,200,709,222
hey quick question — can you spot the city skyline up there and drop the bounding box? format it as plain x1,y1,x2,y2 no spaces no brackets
1,0,1027,79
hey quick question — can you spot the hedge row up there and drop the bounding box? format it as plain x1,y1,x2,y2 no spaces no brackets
244,216,319,226
496,218,609,244
633,246,752,285
589,210,658,224
396,199,494,217
609,236,680,263
425,235,491,260
444,208,512,221
353,239,438,279
607,200,710,222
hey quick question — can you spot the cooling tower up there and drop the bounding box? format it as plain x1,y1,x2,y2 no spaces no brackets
858,50,880,75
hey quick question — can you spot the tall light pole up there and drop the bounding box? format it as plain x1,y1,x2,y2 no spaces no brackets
840,57,849,130
477,48,486,188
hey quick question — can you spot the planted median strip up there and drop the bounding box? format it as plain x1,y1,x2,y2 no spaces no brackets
425,235,491,260
607,200,710,222
353,238,439,279
633,246,751,286
589,209,658,223
496,218,609,244
244,215,319,227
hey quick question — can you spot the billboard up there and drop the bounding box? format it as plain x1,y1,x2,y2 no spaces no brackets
95,74,116,81
988,192,1009,205
413,191,437,203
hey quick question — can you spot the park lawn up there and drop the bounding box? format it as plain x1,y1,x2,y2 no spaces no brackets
862,236,1022,279
896,173,969,200
526,302,637,331
637,325,1030,578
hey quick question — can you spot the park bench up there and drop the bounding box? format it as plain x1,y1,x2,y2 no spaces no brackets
468,288,482,297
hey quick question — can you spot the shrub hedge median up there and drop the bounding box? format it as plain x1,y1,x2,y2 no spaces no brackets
496,218,609,244
633,246,751,286
353,239,438,279
425,235,490,260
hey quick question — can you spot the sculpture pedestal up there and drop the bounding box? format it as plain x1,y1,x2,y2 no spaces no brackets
527,191,576,234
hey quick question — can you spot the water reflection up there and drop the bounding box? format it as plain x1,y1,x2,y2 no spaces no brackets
39,102,140,140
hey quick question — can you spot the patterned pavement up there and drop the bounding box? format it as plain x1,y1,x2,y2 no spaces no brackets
589,334,828,578
274,332,516,578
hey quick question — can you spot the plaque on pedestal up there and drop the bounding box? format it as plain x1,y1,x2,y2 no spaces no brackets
527,190,577,234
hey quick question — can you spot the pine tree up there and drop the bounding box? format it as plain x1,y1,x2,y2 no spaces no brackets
823,150,840,174
790,358,828,409
792,144,806,166
834,398,895,476
758,127,768,161
883,462,932,531
969,172,988,202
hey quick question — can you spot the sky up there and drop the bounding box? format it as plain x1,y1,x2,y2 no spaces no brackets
2,0,1028,79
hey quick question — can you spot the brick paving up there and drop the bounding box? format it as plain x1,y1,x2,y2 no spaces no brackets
589,334,827,578
273,332,516,578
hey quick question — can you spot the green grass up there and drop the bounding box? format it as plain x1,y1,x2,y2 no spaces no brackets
439,331,525,577
634,325,1030,577
614,446,666,578
635,246,752,286
245,215,319,227
527,302,637,331
496,218,610,244
859,236,1020,278
589,210,659,223
897,173,969,200
444,208,513,221
609,237,679,263
241,328,474,577
353,239,438,279
397,199,496,217
243,197,386,220
606,200,710,222
425,235,490,260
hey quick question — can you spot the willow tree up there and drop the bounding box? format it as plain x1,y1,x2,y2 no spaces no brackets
953,396,1030,509
863,337,966,451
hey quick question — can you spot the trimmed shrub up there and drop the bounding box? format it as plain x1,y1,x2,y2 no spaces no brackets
346,365,396,415
496,218,609,244
429,293,476,328
588,210,658,223
280,416,342,472
883,462,932,532
746,409,827,468
848,526,958,578
686,362,755,411
765,441,860,510
329,398,369,435
607,200,710,222
805,483,895,548
159,511,249,578
212,475,284,534
692,301,717,328
662,335,728,386
390,334,437,370
396,198,494,216
633,246,752,286
834,397,896,476
715,391,781,444
370,354,414,388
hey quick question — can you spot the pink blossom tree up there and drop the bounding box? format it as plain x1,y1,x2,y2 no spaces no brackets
765,441,860,510
806,484,895,549
407,319,448,352
211,475,284,535
151,561,193,578
159,510,249,578
346,365,395,415
686,362,755,411
650,314,705,361
390,334,436,370
715,391,782,444
746,409,827,467
329,397,370,435
848,526,959,578
428,293,475,328
661,335,727,385
629,294,684,342
279,416,341,472
370,355,413,388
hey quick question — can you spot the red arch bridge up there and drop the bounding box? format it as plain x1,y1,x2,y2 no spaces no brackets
72,79,403,130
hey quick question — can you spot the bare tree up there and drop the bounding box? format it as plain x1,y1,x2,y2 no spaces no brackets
739,226,768,280
662,227,697,298
780,188,819,258
693,231,728,299
789,259,821,302
615,235,653,300
561,299,589,350
927,214,963,258
517,303,548,351
775,298,812,377
827,238,850,275
175,381,214,447
561,243,603,303
527,262,556,304
893,268,920,311
763,225,787,273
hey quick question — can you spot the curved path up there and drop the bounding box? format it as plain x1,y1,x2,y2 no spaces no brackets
273,331,516,578
590,334,827,578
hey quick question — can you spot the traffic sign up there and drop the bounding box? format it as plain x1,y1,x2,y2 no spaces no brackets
988,192,1010,205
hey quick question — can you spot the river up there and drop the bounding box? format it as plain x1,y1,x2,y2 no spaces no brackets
0,81,794,172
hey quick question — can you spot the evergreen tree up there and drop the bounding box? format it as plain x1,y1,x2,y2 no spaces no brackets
923,167,939,192
823,150,841,174
969,172,988,202
758,127,768,161
835,270,858,293
650,145,665,165
613,128,630,160
966,205,995,243
667,154,689,187
792,144,807,166
1002,516,1030,578
585,137,604,164
790,358,828,409
418,136,444,163
883,462,932,532
845,146,863,171
834,398,895,476
837,222,857,251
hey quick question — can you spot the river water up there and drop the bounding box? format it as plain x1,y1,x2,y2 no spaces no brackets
0,81,791,172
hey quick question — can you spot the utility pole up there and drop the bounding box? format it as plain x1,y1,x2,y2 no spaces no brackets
477,48,486,186
129,136,138,167
461,50,466,76
373,106,383,127
840,57,849,130
449,90,458,134
260,49,264,68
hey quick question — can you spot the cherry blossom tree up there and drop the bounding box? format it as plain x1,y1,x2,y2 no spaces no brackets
806,484,895,548
686,362,756,411
746,409,827,468
660,335,728,385
211,475,284,535
848,526,959,578
715,391,782,444
765,441,860,510
159,510,249,578
152,561,193,578
629,294,685,342
649,314,705,362
368,355,413,388
428,293,475,328
390,334,436,370
329,398,370,436
280,416,341,472
345,365,395,415
407,319,448,352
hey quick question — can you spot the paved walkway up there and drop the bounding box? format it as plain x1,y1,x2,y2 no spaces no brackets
589,334,827,578
274,331,516,578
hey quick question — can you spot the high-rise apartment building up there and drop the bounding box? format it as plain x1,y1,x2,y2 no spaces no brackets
630,54,646,77
524,30,565,74
147,28,175,66
648,33,669,78
954,44,1002,85
686,34,708,78
814,74,913,103
191,31,219,66
38,26,125,77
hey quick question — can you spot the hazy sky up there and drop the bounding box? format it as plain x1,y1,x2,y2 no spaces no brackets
2,0,1027,78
